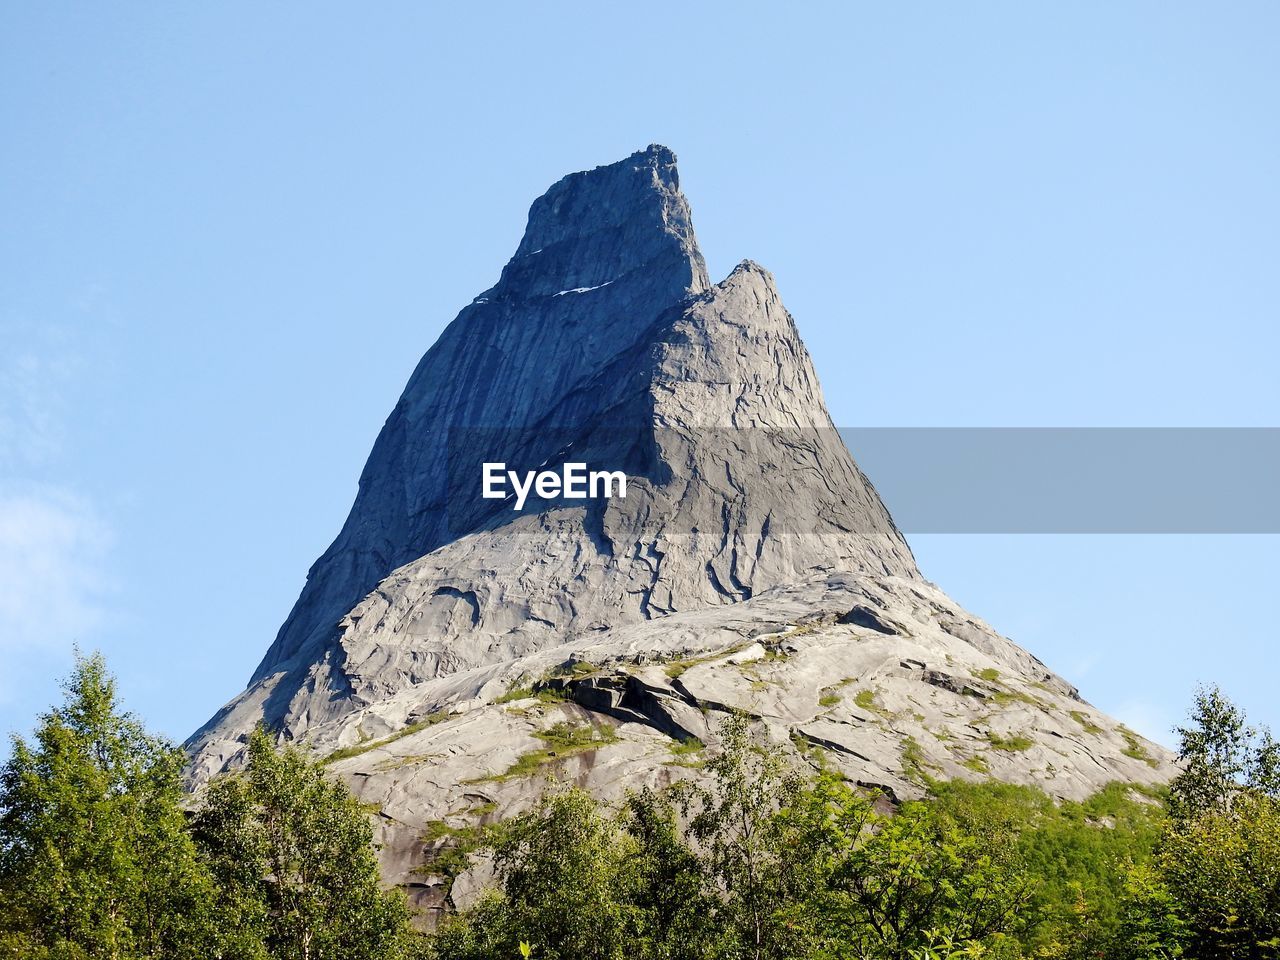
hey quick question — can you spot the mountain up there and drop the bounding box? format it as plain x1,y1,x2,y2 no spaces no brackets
187,146,1174,919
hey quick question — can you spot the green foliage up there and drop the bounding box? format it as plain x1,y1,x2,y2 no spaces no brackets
618,788,728,958
1069,710,1104,735
10,655,1280,960
1038,687,1280,960
977,668,1001,682
417,820,492,900
763,772,1036,959
669,735,705,756
494,686,536,704
991,688,1044,708
668,736,706,768
430,788,635,960
1157,791,1279,959
1168,684,1279,821
1142,685,1280,959
985,731,1034,752
431,715,1035,960
0,652,223,960
534,721,614,750
323,712,450,765
926,778,1166,954
684,714,806,958
1119,726,1160,769
901,734,939,783
428,699,1280,960
663,644,753,680
191,726,413,960
496,686,569,710
854,688,889,716
429,785,730,960
472,721,619,783
548,660,598,679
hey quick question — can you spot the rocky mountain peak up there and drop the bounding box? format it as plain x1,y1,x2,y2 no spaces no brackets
190,146,920,768
188,152,1173,903
496,144,707,300
243,146,712,688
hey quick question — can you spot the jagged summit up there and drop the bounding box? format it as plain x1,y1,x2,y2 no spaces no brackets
248,145,713,686
499,144,707,298
187,151,1172,922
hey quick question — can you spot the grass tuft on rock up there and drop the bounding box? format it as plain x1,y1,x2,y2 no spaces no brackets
985,731,1034,752
323,711,450,765
1118,726,1160,768
1070,710,1104,735
472,721,620,783
854,688,892,717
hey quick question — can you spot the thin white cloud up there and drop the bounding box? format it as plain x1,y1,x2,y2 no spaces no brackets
0,316,92,471
0,486,113,658
0,310,116,718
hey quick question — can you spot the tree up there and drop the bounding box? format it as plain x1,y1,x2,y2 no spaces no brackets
926,779,1167,954
191,726,412,960
1087,686,1280,960
1168,684,1280,823
684,714,803,960
618,787,728,960
775,776,1033,960
429,787,635,960
1157,790,1280,959
430,715,1039,960
489,787,632,960
1152,687,1280,959
1106,862,1187,960
0,651,219,960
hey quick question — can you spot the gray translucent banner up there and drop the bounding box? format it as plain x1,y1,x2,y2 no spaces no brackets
444,427,1280,535
839,428,1280,533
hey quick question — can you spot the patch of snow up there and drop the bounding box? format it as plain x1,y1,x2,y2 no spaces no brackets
553,280,614,297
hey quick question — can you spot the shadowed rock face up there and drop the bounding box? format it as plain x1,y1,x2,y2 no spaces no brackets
186,149,1175,921
251,145,712,686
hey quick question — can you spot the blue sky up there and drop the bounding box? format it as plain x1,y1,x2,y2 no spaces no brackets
2,2,1277,751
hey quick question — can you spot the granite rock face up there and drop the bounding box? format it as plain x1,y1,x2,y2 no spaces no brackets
186,146,1175,920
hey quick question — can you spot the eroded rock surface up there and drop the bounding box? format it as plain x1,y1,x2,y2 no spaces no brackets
312,572,1172,921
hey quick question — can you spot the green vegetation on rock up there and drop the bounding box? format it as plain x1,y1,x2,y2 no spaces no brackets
985,730,1035,752
472,721,620,783
853,688,891,717
1119,725,1160,768
324,711,450,765
1069,709,1104,735
4,657,1277,960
